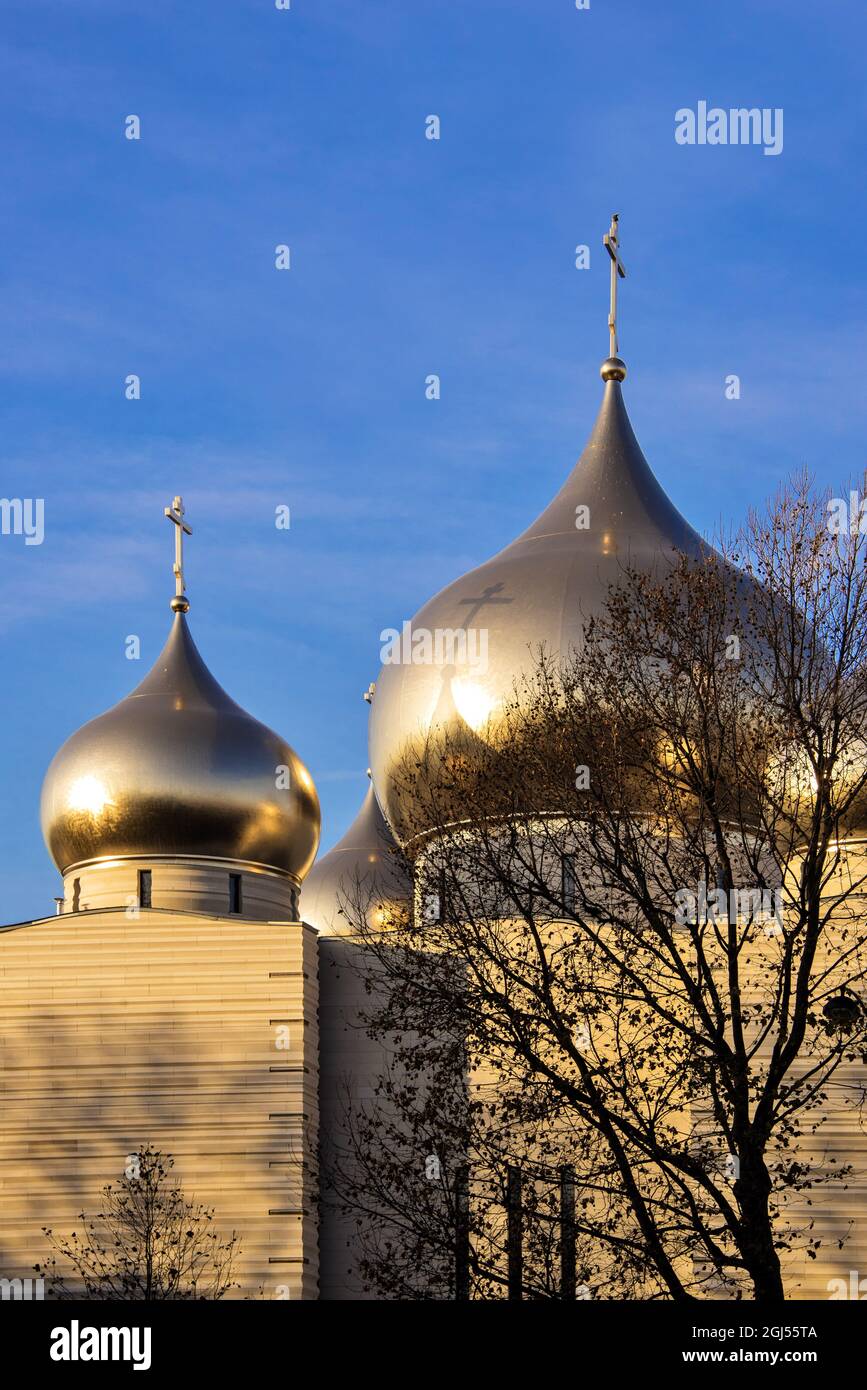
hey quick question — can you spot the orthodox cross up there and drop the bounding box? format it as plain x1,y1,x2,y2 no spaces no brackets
164,495,192,604
458,581,513,628
603,213,626,358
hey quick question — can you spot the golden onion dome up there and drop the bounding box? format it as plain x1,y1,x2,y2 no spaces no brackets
40,610,320,879
369,363,708,842
301,781,411,935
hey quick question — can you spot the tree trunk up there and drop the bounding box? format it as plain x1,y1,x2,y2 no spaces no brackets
736,1155,785,1301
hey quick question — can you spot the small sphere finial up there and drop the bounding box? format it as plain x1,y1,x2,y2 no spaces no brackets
170,594,190,613
601,356,627,382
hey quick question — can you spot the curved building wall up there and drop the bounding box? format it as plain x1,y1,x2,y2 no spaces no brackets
60,857,299,921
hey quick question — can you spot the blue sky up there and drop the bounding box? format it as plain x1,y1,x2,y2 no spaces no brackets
1,0,865,922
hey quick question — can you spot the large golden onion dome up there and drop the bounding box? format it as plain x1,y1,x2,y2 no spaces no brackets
301,780,410,935
41,499,320,883
369,359,707,842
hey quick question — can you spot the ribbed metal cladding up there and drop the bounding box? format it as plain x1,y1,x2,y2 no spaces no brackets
0,911,320,1299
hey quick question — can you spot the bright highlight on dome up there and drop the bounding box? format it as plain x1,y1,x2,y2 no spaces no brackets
451,676,499,734
65,775,114,818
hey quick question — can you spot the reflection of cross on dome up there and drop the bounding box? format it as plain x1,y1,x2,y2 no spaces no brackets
458,582,513,629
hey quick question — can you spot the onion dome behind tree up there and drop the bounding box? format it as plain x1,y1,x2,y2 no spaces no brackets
369,216,711,844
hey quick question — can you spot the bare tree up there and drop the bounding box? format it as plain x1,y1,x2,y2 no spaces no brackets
332,474,867,1301
36,1145,240,1300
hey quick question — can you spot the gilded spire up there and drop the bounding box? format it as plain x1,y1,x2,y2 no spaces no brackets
164,495,192,613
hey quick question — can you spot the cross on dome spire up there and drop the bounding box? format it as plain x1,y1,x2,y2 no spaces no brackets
164,495,192,612
603,213,626,356
601,213,628,383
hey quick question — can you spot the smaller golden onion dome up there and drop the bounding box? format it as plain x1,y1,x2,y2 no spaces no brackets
40,611,320,880
301,782,410,935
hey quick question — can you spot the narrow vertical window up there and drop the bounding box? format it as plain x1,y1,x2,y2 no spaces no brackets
422,888,441,925
436,867,447,923
561,855,576,913
229,873,242,914
422,867,446,924
138,869,152,909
